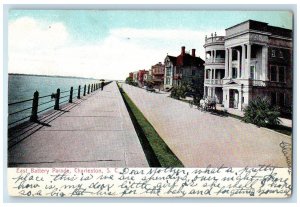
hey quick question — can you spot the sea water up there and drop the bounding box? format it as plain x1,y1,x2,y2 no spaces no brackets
8,74,99,127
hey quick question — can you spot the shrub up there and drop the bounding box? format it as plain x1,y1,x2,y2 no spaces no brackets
125,77,138,87
243,97,281,127
170,84,188,100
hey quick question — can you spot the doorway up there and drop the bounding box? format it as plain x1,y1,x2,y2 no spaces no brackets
229,89,239,108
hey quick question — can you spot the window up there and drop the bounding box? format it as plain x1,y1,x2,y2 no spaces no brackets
232,50,237,61
220,70,225,79
278,93,285,107
278,66,285,82
250,66,255,80
206,52,211,60
192,70,196,76
206,70,210,79
232,68,237,79
166,67,171,76
271,49,276,57
166,77,170,85
271,92,277,105
279,50,284,58
270,66,277,81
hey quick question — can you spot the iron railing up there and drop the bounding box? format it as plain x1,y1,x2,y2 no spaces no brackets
8,82,104,127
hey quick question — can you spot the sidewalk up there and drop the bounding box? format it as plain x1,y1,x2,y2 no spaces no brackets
8,81,148,167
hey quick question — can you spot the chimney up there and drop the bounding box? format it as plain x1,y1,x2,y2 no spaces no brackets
192,49,196,57
181,46,185,55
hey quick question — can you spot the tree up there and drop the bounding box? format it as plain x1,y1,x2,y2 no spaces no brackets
243,97,281,127
170,84,188,100
125,77,138,86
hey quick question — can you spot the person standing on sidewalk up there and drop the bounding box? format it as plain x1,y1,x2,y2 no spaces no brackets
101,81,104,91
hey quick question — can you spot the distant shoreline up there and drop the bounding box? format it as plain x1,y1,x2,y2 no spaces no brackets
8,73,99,80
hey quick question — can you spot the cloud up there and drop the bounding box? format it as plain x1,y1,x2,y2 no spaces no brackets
8,17,225,80
9,17,69,51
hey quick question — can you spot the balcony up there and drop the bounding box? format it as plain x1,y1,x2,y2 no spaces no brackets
205,79,223,85
205,57,225,64
249,80,267,87
205,36,225,44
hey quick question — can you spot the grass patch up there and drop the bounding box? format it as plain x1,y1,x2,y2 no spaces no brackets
119,85,184,167
264,124,292,136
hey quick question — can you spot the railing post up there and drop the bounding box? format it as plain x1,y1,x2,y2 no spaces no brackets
54,88,60,110
87,84,90,94
83,84,86,96
30,90,39,122
77,85,81,99
69,87,73,103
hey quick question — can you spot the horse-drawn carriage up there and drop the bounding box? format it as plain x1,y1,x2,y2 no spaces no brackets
188,95,217,111
199,96,217,111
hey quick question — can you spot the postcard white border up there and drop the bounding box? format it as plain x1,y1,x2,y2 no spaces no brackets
1,1,298,206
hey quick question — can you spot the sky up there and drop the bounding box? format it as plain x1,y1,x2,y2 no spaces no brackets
8,10,292,80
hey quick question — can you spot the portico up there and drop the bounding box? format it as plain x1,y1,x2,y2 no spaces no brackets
223,38,269,110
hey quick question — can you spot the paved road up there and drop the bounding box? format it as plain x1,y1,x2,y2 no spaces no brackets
8,82,148,167
122,83,292,168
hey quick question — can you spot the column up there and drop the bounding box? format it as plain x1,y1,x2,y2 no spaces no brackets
225,49,229,78
238,89,242,111
214,50,216,62
222,88,229,108
262,45,269,81
229,48,233,78
204,69,206,83
241,44,246,79
237,49,240,78
247,44,252,79
214,69,216,79
214,69,216,84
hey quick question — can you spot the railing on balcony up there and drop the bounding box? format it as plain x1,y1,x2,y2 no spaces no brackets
205,79,223,85
205,36,225,44
250,80,286,87
249,80,267,87
205,58,225,63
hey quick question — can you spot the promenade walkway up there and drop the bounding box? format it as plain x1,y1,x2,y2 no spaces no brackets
8,82,148,167
122,83,292,168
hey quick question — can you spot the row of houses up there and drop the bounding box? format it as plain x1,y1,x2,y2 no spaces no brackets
129,62,166,89
128,19,292,112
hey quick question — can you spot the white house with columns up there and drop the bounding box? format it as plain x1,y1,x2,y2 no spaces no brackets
204,20,292,111
203,33,226,104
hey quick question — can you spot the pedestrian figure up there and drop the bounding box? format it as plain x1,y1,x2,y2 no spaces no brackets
101,81,104,91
